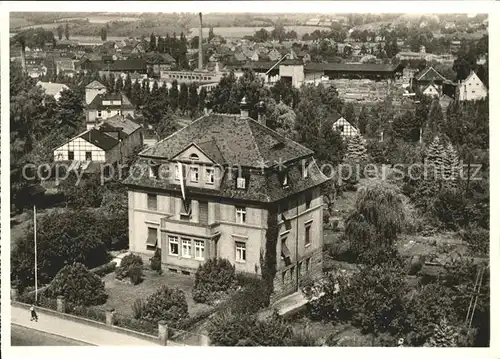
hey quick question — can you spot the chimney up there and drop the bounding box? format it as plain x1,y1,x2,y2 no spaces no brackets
198,12,203,71
257,100,266,125
240,96,249,118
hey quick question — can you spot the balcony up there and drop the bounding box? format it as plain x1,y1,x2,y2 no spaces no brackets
160,215,221,239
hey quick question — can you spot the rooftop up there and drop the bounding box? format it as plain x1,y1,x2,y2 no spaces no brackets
36,81,69,97
139,113,313,168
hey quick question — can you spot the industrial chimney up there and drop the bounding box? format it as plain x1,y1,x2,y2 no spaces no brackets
198,12,203,71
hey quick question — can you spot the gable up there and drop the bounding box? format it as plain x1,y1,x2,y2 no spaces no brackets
423,84,439,95
172,143,216,164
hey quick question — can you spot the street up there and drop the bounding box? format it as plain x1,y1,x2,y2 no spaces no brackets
11,324,90,346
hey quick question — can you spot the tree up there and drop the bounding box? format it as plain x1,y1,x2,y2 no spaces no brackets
188,82,199,118
270,78,299,108
149,33,157,51
392,110,421,142
57,25,63,40
199,86,207,111
266,101,297,140
310,265,409,338
443,142,460,190
344,133,368,164
46,263,107,306
344,181,406,265
53,88,84,134
141,286,189,327
11,209,109,290
65,23,69,40
100,27,107,41
123,74,132,99
426,318,459,347
156,109,179,139
178,82,189,114
169,80,179,111
342,103,356,125
208,27,215,41
357,106,369,135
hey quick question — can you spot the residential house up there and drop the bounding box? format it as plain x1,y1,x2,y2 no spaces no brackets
268,48,282,62
422,83,440,98
332,114,359,138
53,115,143,167
86,92,136,129
124,99,327,302
457,70,488,101
412,66,448,95
85,80,108,105
249,50,260,62
55,58,77,78
36,81,70,102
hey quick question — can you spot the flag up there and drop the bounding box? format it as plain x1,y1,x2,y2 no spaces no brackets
177,162,186,201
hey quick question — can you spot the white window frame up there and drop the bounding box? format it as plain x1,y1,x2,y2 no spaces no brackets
205,168,215,184
175,164,181,181
305,224,311,247
282,173,288,187
181,238,192,258
235,242,246,263
194,240,205,260
236,177,246,189
236,206,246,224
190,166,199,183
169,236,179,256
303,165,308,179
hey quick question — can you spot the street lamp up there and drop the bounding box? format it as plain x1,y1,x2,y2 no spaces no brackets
26,184,46,304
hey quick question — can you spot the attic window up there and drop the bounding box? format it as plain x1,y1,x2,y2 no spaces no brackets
280,171,289,187
189,153,199,161
236,177,246,189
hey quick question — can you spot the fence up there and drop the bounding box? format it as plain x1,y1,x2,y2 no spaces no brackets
12,292,210,346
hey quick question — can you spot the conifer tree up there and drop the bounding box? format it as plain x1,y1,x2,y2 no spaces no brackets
115,77,123,93
425,135,446,181
123,74,132,99
443,142,460,190
169,80,179,112
427,317,459,347
344,133,368,164
357,105,369,135
199,87,207,112
188,82,199,118
179,82,189,114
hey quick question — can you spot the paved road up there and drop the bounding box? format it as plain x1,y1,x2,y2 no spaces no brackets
12,324,90,346
11,305,160,346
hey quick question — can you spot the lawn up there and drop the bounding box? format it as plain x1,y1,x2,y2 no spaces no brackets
94,268,212,318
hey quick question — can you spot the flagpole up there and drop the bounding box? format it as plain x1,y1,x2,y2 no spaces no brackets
34,204,38,304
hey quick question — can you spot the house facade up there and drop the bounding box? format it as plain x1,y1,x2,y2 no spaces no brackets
332,116,359,138
457,70,488,101
86,92,136,128
124,101,327,301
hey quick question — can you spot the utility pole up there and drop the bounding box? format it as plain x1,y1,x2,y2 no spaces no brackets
34,204,38,304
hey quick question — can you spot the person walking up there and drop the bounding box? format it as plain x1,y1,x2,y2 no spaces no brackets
30,305,38,322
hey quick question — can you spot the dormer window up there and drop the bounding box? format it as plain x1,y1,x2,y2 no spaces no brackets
281,172,289,187
236,177,246,189
303,163,309,179
149,163,159,179
175,164,181,181
206,168,215,184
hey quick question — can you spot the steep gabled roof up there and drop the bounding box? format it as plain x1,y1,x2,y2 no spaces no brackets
415,66,447,82
86,80,106,90
87,93,135,110
98,113,141,135
36,81,69,98
139,113,313,168
80,128,119,151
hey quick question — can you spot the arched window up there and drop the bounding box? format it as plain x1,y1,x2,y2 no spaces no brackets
189,153,199,161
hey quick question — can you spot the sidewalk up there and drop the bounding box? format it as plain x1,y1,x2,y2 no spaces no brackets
11,305,160,346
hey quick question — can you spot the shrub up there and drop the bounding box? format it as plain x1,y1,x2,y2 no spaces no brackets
91,261,117,277
18,291,57,310
149,248,162,274
141,285,189,327
132,298,146,319
45,263,107,306
113,315,158,336
228,277,270,315
431,190,469,230
460,227,489,257
128,265,143,285
192,258,237,303
66,304,106,323
115,253,143,280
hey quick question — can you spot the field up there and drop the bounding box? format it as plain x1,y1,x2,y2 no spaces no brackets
188,26,332,39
